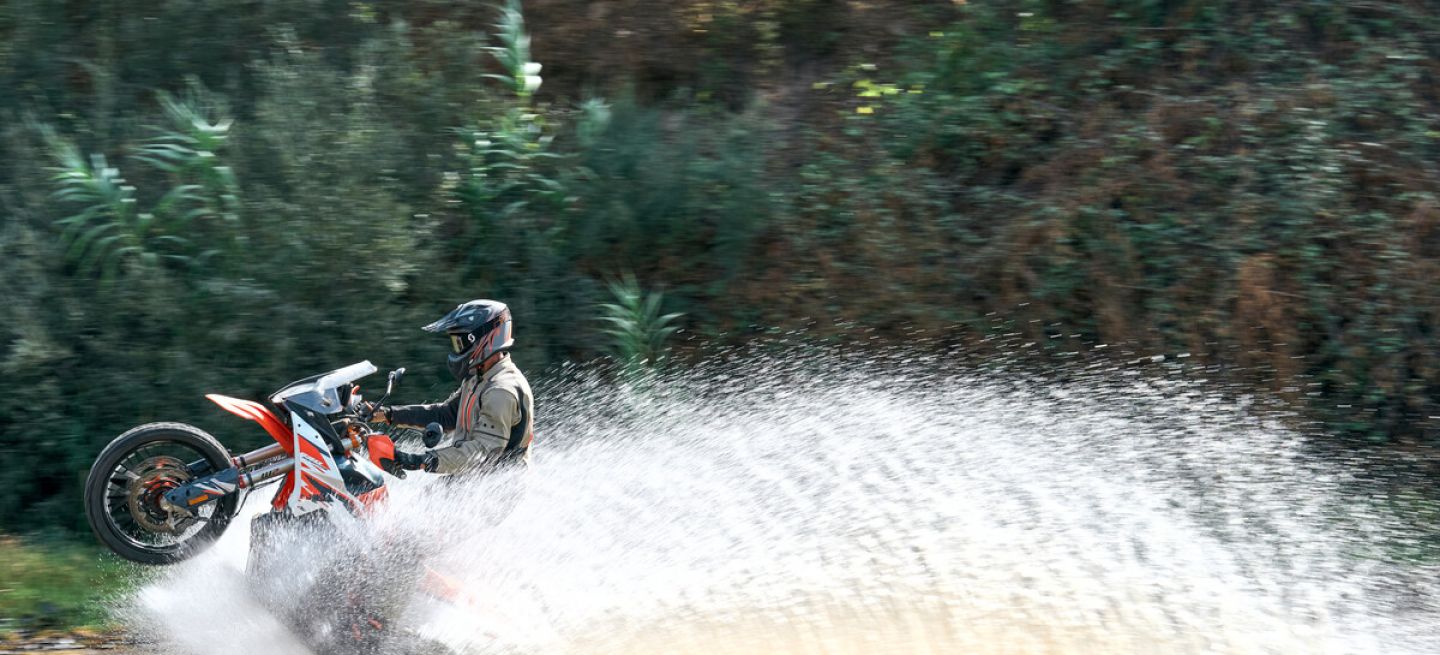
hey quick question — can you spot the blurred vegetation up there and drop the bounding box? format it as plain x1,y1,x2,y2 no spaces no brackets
2,0,1439,535
0,536,130,632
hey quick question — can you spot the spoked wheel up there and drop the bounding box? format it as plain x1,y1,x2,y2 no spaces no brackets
84,422,237,564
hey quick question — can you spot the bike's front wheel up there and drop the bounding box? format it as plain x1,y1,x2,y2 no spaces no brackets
83,422,238,564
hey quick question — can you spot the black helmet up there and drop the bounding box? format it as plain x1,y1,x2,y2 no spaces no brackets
423,299,514,381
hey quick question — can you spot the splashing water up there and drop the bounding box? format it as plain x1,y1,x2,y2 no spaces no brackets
121,350,1440,654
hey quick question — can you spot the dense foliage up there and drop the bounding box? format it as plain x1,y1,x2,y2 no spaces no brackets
1,1,1438,533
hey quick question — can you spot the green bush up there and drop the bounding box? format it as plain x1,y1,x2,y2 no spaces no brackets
2,0,1440,536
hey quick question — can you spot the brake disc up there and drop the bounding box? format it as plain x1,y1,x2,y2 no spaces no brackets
127,455,193,534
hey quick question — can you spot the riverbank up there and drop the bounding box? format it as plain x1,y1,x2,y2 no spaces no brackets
0,629,132,654
0,537,132,637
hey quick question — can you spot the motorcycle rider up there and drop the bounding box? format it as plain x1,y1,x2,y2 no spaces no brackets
369,299,534,474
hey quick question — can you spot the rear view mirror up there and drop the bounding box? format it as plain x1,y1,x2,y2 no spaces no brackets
386,368,406,396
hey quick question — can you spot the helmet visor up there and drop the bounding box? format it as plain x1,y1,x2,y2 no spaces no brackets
449,332,475,354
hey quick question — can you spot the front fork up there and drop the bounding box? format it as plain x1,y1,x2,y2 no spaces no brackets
161,443,296,514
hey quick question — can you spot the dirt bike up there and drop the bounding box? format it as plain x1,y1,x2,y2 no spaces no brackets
83,362,458,654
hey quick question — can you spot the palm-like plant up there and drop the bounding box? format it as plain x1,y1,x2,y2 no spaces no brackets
454,0,564,268
45,130,208,281
484,0,542,100
458,110,565,210
43,85,242,282
132,85,240,222
598,274,684,366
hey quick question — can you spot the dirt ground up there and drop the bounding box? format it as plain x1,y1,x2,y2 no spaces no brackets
0,630,135,654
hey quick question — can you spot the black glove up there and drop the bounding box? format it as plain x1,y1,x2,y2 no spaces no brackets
394,449,437,473
363,402,393,424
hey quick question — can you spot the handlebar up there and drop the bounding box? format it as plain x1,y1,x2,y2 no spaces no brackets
355,366,405,422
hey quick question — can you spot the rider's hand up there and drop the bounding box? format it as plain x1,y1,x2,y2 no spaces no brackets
394,450,437,473
365,403,391,424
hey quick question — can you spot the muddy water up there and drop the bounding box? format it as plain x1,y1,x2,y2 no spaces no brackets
120,352,1440,653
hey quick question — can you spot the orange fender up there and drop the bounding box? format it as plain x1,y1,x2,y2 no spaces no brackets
206,394,293,454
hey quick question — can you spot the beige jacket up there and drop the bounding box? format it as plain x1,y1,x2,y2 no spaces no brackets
388,355,534,474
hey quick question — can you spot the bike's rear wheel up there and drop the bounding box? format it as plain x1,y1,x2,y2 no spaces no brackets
83,422,238,564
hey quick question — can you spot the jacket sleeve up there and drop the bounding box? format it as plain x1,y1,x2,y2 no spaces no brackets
432,387,518,475
387,389,461,430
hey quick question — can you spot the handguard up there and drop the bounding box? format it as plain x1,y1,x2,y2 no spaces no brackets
367,432,404,478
